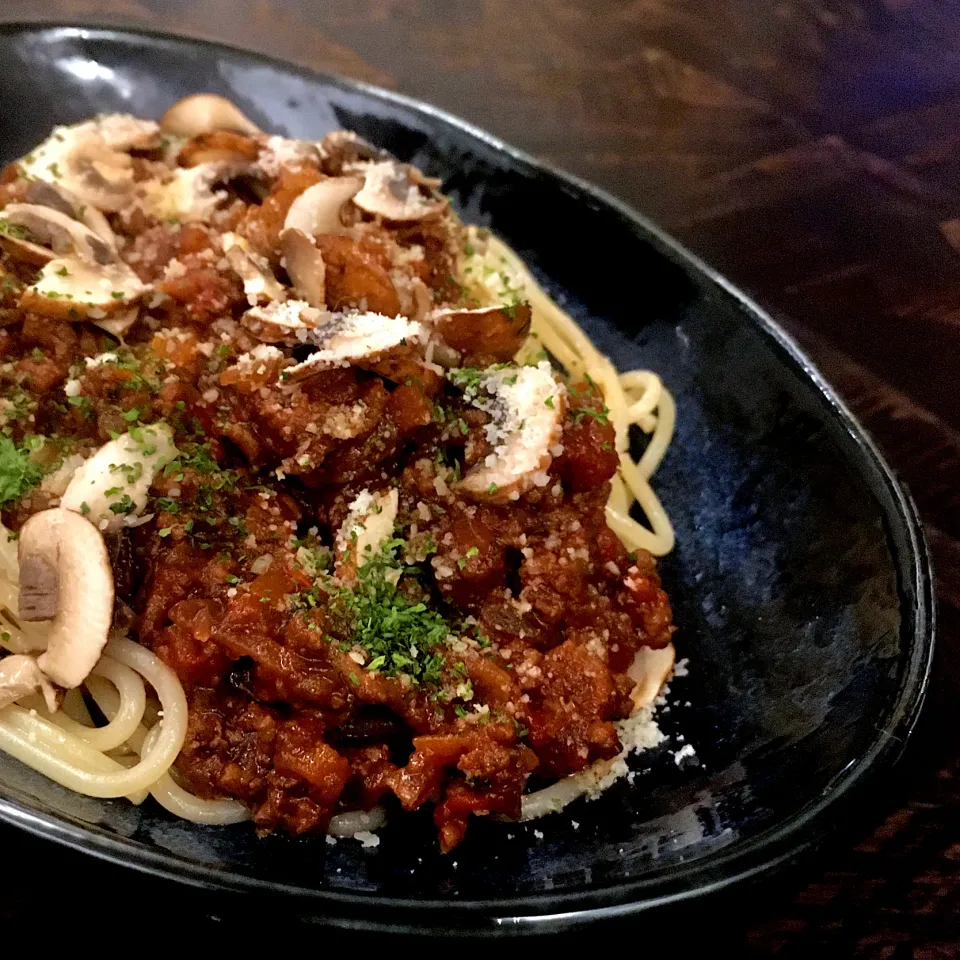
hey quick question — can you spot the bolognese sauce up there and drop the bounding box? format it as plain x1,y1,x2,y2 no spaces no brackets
0,100,674,851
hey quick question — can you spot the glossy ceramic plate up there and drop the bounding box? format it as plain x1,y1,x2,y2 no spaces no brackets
0,22,935,934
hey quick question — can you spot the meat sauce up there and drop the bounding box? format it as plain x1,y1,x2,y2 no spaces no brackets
0,123,673,850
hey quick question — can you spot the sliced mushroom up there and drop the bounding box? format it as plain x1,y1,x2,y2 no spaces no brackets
627,643,676,711
280,228,326,307
177,131,262,167
20,256,148,321
241,299,327,343
0,228,56,267
18,508,114,690
0,653,57,711
454,362,566,502
161,94,263,137
59,424,178,533
22,180,75,218
427,303,532,366
349,161,447,222
223,233,287,306
24,179,118,250
283,311,429,383
2,203,115,264
282,176,363,238
334,488,399,580
20,115,159,213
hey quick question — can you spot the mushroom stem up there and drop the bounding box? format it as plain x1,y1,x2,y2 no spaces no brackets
18,509,114,690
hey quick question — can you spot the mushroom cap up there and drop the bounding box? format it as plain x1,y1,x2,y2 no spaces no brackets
18,508,114,690
177,130,262,167
20,256,148,321
0,653,57,711
224,234,287,306
2,203,116,264
279,227,326,308
24,180,118,249
349,161,447,222
454,362,566,502
160,94,262,137
0,230,57,268
241,299,327,344
20,115,160,213
283,311,429,383
283,176,363,238
60,424,178,533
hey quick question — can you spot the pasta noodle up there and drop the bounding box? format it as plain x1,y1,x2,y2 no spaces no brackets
469,229,676,557
0,228,676,835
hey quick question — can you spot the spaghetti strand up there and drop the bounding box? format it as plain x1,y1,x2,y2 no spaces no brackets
471,229,676,556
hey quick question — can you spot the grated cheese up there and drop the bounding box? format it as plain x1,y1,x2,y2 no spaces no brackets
455,361,566,500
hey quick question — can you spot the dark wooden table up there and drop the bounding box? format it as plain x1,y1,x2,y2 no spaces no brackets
3,1,960,952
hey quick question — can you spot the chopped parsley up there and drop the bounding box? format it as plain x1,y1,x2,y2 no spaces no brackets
568,403,610,426
326,541,451,687
68,394,93,418
0,436,42,506
111,460,143,485
108,494,136,516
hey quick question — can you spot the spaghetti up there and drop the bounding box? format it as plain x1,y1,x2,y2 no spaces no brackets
0,99,678,846
465,228,676,556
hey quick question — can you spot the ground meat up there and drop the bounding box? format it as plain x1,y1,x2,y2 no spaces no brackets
525,640,625,777
0,123,675,852
238,166,323,260
315,234,402,316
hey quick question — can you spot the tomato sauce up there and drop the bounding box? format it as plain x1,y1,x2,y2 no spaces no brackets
0,129,673,850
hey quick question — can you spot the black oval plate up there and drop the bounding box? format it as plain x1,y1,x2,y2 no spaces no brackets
0,23,934,934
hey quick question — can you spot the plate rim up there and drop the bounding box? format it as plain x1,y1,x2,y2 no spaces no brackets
0,19,936,931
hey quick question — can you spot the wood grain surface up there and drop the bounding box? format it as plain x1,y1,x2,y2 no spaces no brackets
2,1,960,953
